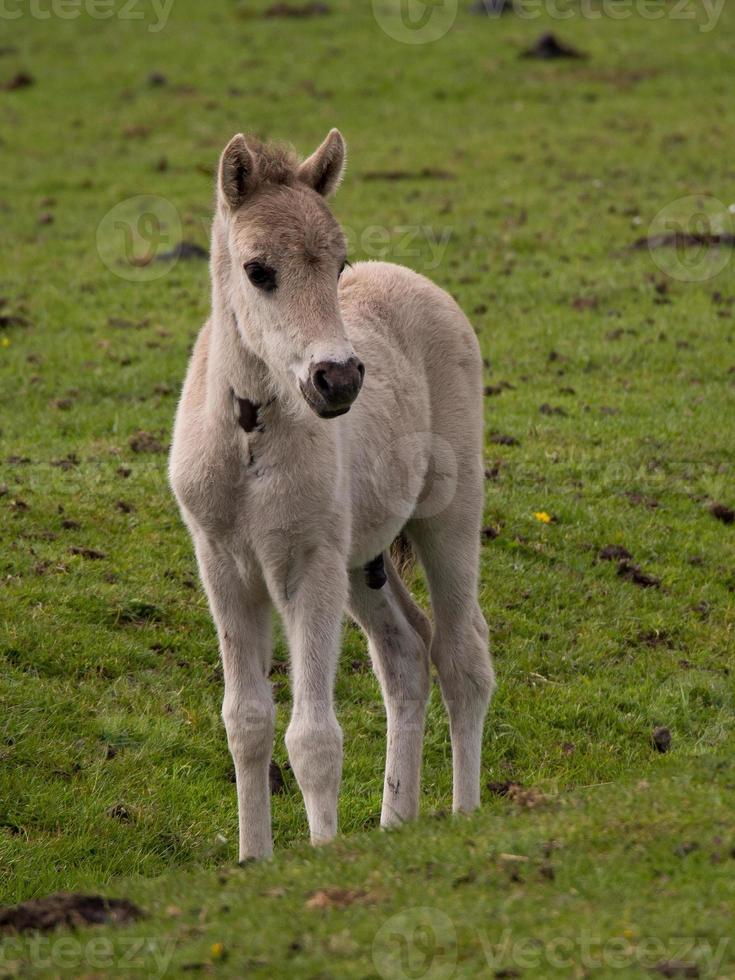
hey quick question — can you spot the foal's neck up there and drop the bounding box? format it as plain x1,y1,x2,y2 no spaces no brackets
207,223,278,416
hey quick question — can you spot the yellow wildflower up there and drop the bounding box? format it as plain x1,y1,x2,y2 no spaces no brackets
210,942,225,960
534,511,552,523
0,337,10,348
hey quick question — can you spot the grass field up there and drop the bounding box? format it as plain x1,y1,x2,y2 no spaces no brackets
1,0,734,976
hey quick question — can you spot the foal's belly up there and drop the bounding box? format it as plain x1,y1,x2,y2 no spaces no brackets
345,365,431,568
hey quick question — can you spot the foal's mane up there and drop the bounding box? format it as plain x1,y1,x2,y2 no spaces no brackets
246,137,300,186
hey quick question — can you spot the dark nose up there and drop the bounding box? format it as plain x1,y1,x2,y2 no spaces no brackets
310,356,364,410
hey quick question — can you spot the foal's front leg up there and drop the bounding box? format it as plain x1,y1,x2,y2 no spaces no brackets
275,549,347,845
195,535,275,860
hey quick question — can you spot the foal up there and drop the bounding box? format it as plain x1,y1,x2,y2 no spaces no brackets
169,129,495,859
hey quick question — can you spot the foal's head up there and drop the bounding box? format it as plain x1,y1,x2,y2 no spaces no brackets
213,129,364,419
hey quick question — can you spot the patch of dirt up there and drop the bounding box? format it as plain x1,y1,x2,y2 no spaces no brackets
489,433,520,446
1,71,34,91
631,232,735,250
68,547,106,560
618,561,660,589
154,241,208,262
0,893,143,934
263,1,330,17
129,431,166,454
60,519,81,531
523,32,586,60
651,725,671,753
0,313,30,330
539,403,567,417
488,780,546,808
599,544,632,562
107,803,134,822
481,525,500,541
51,454,80,471
652,961,700,978
571,295,598,311
708,501,734,524
470,0,515,13
362,168,454,182
637,630,674,649
623,492,659,509
305,887,372,910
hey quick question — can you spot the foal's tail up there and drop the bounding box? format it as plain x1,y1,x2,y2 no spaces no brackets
387,532,432,649
390,530,415,581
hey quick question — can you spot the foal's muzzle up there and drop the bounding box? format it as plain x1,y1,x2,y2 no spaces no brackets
300,357,365,419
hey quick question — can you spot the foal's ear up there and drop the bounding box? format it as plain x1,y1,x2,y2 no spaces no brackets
218,134,257,211
298,129,346,197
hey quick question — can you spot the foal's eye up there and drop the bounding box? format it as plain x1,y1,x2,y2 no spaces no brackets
244,261,277,292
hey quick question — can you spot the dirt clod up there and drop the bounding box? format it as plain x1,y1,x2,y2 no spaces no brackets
305,887,370,910
489,433,520,446
539,403,567,417
617,560,660,588
107,803,133,822
488,780,546,808
652,959,700,977
708,501,734,524
522,32,585,59
2,71,34,91
263,2,330,17
470,0,514,13
362,167,454,182
0,893,142,934
599,544,632,562
154,241,208,262
69,546,106,560
651,726,671,753
129,431,166,454
632,232,735,251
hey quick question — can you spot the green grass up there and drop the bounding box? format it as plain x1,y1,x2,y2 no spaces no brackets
1,1,734,975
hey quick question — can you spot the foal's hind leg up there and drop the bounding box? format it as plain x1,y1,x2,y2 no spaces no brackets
408,515,495,812
348,557,431,827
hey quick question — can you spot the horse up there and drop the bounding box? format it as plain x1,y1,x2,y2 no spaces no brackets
169,129,495,859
